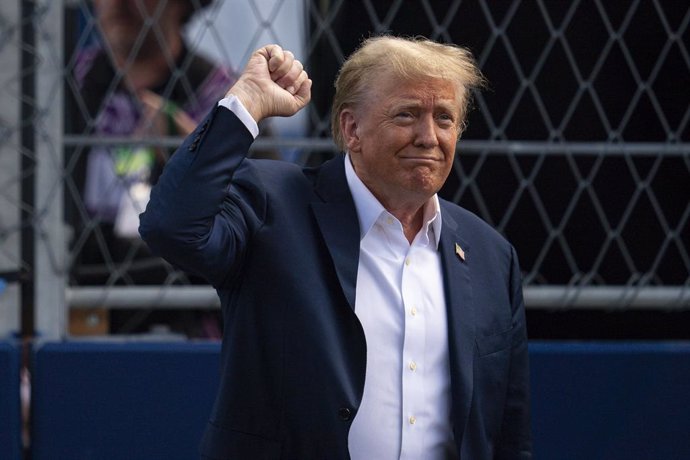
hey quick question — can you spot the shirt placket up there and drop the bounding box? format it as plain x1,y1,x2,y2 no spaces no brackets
399,243,426,459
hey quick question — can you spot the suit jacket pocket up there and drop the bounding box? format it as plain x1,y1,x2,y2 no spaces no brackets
200,421,281,460
472,327,515,434
476,326,514,357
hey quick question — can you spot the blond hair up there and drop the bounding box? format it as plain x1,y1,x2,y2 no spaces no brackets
331,36,485,150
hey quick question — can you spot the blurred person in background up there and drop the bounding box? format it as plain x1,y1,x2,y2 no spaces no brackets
76,0,232,243
68,0,233,337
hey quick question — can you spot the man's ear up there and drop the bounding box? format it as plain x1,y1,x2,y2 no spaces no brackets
339,109,360,152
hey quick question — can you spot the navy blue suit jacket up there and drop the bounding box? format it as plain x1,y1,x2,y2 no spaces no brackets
140,106,532,459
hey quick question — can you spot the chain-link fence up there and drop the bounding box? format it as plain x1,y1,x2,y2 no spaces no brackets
1,0,688,339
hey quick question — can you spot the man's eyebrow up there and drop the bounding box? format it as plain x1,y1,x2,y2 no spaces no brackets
391,98,456,108
390,98,422,106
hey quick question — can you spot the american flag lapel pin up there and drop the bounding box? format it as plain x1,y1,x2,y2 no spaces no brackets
455,242,465,262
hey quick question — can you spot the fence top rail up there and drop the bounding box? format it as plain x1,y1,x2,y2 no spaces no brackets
62,135,690,156
66,285,690,310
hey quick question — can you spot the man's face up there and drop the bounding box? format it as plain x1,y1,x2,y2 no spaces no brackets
344,75,462,208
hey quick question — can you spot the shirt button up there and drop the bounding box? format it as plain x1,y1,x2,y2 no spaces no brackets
410,307,417,316
409,361,417,371
409,416,416,425
386,217,394,225
405,258,411,266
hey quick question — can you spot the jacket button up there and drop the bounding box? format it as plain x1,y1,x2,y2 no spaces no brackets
338,407,352,421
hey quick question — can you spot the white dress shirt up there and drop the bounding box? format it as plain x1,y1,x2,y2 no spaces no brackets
344,155,456,459
218,95,259,138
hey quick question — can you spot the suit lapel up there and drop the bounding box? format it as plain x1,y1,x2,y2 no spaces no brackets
310,156,360,310
439,204,476,445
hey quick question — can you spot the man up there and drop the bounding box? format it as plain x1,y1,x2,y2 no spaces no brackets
140,36,531,459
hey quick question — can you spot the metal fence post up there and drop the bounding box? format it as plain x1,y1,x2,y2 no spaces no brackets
0,0,22,337
34,0,66,339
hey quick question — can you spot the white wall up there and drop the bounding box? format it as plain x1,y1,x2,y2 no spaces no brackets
186,0,307,138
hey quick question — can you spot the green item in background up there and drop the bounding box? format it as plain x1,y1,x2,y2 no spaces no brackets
114,146,155,178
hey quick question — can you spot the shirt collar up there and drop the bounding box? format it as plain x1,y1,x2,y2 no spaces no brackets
344,152,442,248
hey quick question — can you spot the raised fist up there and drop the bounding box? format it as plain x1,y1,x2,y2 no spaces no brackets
226,44,312,122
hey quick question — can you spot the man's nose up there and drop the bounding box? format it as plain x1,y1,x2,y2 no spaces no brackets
413,115,439,148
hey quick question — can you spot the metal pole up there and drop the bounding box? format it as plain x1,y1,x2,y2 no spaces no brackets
67,286,221,309
65,285,690,310
34,0,66,339
0,0,22,337
524,286,690,309
62,134,690,157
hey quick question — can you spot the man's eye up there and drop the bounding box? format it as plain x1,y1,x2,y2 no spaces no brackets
396,112,413,118
437,114,456,125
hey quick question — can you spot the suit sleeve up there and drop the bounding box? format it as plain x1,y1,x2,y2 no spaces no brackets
497,245,532,459
139,106,265,287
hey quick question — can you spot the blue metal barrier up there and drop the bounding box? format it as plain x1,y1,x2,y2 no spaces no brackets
29,341,690,459
31,341,220,460
530,341,690,460
0,340,21,460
